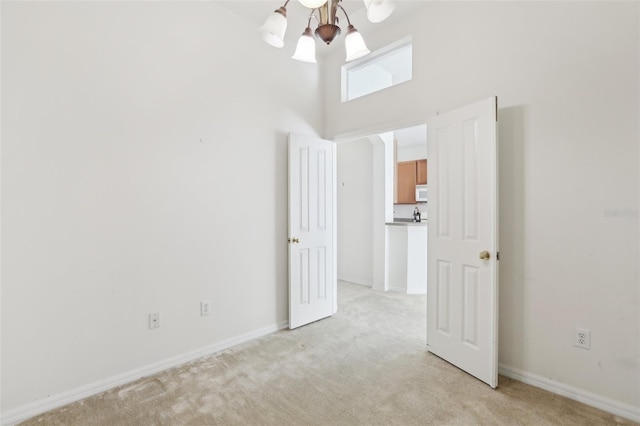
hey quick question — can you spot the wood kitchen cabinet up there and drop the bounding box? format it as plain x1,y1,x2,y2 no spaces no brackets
397,161,417,204
396,159,427,204
417,159,427,185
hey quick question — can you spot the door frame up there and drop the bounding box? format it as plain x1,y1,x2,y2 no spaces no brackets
332,143,338,314
332,119,431,305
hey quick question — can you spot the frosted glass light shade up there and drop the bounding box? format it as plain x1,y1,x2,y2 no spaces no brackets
363,0,396,23
260,10,287,48
298,0,328,8
292,28,317,63
344,26,370,62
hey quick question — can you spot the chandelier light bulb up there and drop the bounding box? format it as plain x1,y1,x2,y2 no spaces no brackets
363,0,396,23
260,8,288,48
344,25,370,62
292,28,317,63
298,0,328,8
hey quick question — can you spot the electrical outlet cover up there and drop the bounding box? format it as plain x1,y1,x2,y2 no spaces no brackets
574,327,590,349
201,300,212,316
149,313,160,329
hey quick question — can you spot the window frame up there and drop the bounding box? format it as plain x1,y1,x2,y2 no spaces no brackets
341,36,413,103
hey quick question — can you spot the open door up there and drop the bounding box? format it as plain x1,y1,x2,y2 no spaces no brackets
426,97,499,388
288,133,336,329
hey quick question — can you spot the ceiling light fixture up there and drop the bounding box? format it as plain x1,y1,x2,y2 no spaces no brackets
260,0,396,63
363,0,396,23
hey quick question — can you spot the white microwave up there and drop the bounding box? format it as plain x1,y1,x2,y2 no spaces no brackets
415,185,428,202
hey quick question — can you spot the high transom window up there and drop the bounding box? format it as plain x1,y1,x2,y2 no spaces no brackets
341,37,412,102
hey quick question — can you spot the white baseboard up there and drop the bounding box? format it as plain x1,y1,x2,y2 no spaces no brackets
1,320,290,426
499,363,640,423
337,275,372,288
388,285,406,293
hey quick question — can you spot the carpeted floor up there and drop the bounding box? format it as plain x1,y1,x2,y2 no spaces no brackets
21,281,635,425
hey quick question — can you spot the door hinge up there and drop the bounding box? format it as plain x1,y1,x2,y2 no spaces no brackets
496,251,500,261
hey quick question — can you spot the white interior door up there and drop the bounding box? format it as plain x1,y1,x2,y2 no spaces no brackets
288,133,336,329
426,97,499,388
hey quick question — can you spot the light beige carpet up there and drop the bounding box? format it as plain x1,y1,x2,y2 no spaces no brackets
21,281,635,425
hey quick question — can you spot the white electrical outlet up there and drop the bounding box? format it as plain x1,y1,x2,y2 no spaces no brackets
149,313,160,329
201,300,212,316
574,327,590,349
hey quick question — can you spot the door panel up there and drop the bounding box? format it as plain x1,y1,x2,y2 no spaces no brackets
426,97,498,388
289,134,335,329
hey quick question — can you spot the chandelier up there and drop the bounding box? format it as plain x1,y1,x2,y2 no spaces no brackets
260,0,397,63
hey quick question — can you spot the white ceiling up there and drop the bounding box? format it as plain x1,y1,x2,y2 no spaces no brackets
221,0,430,57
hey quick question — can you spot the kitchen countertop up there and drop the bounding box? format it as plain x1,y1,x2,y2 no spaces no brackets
386,219,428,226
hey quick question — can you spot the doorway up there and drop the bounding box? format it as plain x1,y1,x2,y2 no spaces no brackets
289,98,499,389
336,124,428,296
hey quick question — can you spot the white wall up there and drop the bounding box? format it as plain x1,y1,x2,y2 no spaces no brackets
336,138,373,286
394,203,424,220
396,145,426,162
1,1,322,416
326,0,640,415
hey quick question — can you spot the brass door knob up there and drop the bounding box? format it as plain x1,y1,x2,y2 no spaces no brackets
289,237,299,244
479,250,490,260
